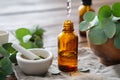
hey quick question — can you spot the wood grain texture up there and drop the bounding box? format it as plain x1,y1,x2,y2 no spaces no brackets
0,0,119,48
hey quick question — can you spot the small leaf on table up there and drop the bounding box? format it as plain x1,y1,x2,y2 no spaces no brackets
78,68,90,73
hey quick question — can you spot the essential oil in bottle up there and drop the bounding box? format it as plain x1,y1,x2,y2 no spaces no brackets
58,20,78,72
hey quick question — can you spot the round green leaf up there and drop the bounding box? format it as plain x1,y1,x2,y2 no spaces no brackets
15,28,31,42
98,5,112,21
112,2,120,17
114,23,120,49
88,24,107,45
20,41,33,49
79,21,91,31
83,11,96,22
101,19,116,38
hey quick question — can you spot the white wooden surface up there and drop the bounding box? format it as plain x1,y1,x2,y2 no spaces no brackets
0,0,120,48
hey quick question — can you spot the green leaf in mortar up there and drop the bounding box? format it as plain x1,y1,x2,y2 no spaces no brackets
98,5,112,22
88,24,108,45
83,11,96,22
35,36,43,48
34,27,45,36
112,2,120,17
15,28,32,42
20,41,33,49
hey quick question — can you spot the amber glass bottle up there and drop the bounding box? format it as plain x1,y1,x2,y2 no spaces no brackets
58,20,78,72
78,0,94,37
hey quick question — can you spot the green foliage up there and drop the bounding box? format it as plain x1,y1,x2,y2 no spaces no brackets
0,25,45,79
112,2,120,17
15,25,45,49
101,19,116,38
98,5,112,21
15,28,31,42
0,57,13,75
2,43,16,54
88,24,107,45
83,11,96,22
114,23,120,49
79,21,90,31
79,2,120,49
0,46,10,57
0,44,15,79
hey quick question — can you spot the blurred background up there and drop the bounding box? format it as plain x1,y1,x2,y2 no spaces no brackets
0,0,120,48
0,0,120,30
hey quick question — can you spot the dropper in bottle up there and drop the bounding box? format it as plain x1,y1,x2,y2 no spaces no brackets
67,0,71,18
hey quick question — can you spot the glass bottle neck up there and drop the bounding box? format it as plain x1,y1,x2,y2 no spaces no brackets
63,20,74,32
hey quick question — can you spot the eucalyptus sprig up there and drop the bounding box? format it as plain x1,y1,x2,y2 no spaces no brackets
79,2,120,49
0,43,17,80
15,25,45,49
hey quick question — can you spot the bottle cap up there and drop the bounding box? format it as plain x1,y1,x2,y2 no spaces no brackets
82,0,92,5
63,20,74,31
64,20,73,27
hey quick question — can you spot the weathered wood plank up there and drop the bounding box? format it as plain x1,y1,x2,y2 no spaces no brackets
0,0,120,48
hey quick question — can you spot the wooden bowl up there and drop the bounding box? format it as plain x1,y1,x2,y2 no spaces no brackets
88,37,120,66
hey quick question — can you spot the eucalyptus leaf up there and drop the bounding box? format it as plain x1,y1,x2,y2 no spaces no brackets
20,41,33,49
35,36,43,48
78,68,90,73
112,2,120,17
79,21,91,31
98,5,112,21
49,68,61,75
90,16,99,26
114,23,120,49
2,43,16,54
88,24,107,45
15,26,44,49
83,11,96,22
15,28,32,42
34,27,45,36
36,40,43,48
0,57,13,75
9,52,17,64
0,73,6,80
0,46,9,57
101,19,116,38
